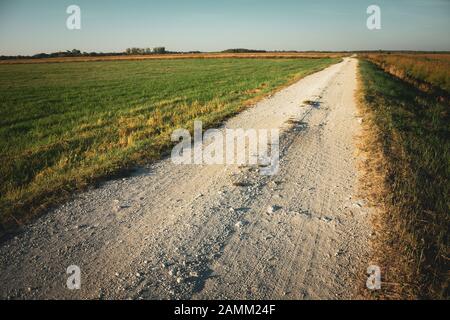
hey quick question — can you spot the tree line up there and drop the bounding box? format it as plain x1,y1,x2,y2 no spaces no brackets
125,47,166,55
0,47,170,60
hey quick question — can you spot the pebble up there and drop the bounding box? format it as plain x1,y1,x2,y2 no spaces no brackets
235,221,245,229
335,249,344,257
267,205,281,214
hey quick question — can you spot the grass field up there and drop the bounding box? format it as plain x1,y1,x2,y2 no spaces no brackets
0,57,339,232
362,53,450,95
358,59,449,299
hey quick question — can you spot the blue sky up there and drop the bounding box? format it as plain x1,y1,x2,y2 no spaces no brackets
1,0,449,55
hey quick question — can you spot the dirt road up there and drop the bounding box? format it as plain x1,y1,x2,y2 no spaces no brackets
0,58,372,300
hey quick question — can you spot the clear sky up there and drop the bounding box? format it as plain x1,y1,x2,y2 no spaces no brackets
1,0,449,55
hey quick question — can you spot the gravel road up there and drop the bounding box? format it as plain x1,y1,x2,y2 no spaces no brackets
0,58,372,300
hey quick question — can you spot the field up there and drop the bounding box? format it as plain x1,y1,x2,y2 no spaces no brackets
362,53,450,95
0,57,339,233
0,52,346,65
358,59,449,299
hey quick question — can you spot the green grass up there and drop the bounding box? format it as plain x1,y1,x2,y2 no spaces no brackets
0,57,339,232
359,60,449,299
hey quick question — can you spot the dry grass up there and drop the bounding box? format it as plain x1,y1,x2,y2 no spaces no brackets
361,53,450,96
356,67,414,299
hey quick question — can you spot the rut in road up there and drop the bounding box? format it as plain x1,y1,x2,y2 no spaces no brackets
0,58,372,300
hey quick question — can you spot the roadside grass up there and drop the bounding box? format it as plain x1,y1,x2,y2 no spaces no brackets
362,53,450,97
357,60,449,299
0,57,339,234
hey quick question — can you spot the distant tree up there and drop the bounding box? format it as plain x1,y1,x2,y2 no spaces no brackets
153,47,166,54
32,53,50,59
222,48,267,53
124,47,167,55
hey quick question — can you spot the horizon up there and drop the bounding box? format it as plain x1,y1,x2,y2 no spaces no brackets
3,49,450,58
1,0,450,56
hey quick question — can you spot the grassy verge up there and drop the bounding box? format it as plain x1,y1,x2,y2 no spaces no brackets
357,59,449,299
362,53,450,98
0,57,339,234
